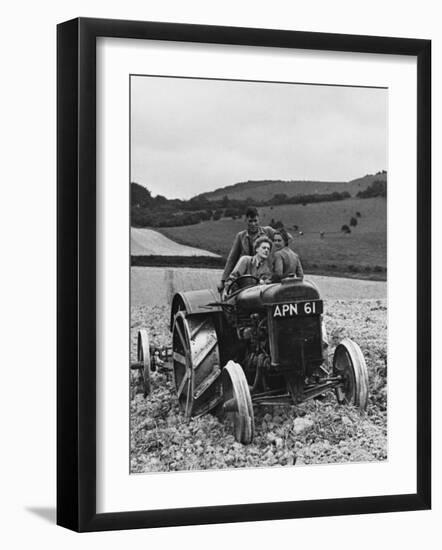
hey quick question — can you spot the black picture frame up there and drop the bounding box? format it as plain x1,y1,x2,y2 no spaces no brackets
57,17,431,532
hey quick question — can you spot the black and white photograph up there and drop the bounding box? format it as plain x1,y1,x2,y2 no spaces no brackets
0,0,436,544
129,75,388,473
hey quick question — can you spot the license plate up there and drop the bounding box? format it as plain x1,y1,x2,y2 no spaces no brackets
272,300,323,317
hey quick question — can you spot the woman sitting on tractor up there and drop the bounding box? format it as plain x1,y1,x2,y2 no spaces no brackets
272,228,304,282
223,236,273,299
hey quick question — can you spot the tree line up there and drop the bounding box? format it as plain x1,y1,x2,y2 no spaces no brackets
131,183,351,228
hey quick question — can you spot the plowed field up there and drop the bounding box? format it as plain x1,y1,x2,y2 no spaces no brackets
130,268,387,473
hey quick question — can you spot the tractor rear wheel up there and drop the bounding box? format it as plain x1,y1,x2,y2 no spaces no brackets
333,338,369,410
172,311,222,419
222,361,255,444
137,329,151,397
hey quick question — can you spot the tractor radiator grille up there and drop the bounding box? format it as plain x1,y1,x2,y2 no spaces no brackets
273,316,323,371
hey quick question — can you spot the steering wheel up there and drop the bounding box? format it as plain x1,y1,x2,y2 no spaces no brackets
226,275,260,296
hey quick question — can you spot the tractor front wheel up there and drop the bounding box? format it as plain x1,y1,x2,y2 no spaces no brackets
333,338,369,410
222,361,255,444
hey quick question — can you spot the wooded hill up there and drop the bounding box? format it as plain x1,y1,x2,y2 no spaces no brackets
195,171,387,202
131,171,387,228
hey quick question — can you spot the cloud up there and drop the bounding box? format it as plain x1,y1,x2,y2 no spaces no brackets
131,76,387,199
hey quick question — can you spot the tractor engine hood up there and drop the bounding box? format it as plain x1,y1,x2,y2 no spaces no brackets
235,278,321,312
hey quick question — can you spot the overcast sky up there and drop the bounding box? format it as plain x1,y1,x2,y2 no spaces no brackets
131,76,387,200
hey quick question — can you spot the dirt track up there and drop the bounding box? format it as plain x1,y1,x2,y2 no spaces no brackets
131,266,387,306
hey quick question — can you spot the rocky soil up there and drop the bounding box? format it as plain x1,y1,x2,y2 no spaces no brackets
130,299,387,473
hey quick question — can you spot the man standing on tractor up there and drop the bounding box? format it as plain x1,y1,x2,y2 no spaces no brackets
219,207,276,292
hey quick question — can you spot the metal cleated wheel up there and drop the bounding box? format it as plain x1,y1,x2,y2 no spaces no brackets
333,338,369,410
137,329,152,397
222,361,255,444
172,311,223,419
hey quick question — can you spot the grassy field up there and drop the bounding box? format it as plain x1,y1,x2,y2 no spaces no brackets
158,197,387,279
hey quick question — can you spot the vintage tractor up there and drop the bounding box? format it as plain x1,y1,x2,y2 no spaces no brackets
131,275,369,444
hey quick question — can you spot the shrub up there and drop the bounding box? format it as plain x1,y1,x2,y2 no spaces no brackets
357,179,387,198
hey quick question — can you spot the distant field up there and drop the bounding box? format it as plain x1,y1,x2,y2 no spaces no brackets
131,227,220,256
158,197,387,279
258,196,386,234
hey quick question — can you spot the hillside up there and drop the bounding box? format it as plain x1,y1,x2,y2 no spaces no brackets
196,171,387,202
258,196,386,233
158,197,387,280
348,172,388,195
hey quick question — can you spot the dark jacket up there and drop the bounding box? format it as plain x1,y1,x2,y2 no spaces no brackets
272,247,304,281
222,226,276,281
